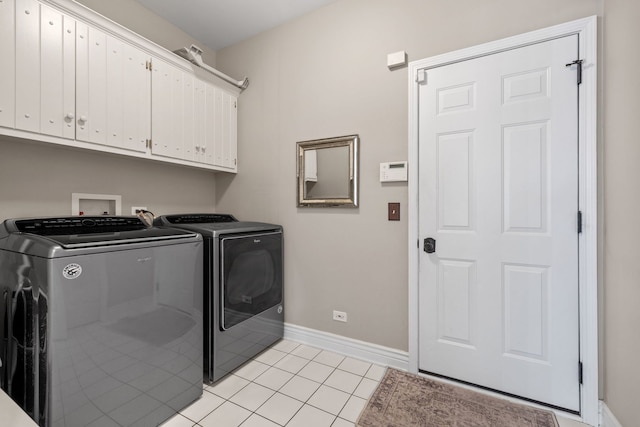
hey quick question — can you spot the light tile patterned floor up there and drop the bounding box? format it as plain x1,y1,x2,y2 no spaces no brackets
160,340,384,427
160,339,590,427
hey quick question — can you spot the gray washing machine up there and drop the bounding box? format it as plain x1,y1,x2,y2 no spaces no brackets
154,214,284,384
0,216,203,426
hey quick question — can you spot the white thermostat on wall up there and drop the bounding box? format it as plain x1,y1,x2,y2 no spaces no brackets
380,161,408,182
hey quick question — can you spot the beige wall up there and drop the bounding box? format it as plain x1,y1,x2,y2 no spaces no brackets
0,138,216,220
215,0,602,352
74,0,216,64
602,0,640,425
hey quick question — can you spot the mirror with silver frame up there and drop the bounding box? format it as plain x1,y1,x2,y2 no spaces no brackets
296,135,359,207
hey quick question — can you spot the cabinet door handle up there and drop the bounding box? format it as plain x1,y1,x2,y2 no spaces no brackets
65,113,74,120
78,115,87,123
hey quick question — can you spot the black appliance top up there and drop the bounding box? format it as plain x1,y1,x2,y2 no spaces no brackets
3,216,199,249
160,213,238,224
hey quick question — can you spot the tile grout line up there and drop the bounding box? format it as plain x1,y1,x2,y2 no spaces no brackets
175,341,380,427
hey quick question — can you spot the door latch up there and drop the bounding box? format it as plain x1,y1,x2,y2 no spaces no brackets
424,237,436,254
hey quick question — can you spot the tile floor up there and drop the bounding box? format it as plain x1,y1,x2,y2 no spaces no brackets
160,339,589,427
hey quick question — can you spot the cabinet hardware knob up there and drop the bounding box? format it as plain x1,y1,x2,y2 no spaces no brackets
78,115,87,123
24,114,30,118
65,113,74,120
25,10,30,15
49,21,54,25
49,119,54,123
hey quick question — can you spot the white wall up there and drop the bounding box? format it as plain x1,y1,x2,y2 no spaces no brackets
214,0,602,353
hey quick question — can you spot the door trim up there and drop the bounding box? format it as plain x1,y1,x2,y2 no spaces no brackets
407,16,598,425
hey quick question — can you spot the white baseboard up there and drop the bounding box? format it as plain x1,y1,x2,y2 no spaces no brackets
600,401,624,427
283,323,409,370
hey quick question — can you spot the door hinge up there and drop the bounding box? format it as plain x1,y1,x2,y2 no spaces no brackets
565,59,583,85
577,211,583,233
578,361,583,384
416,69,427,84
146,139,152,149
146,60,153,71
417,239,420,248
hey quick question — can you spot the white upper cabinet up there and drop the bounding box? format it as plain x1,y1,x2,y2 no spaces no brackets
151,57,238,171
76,23,149,152
0,0,16,129
12,0,75,138
0,0,240,173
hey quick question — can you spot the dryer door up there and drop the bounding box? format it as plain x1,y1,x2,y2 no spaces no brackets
220,231,283,330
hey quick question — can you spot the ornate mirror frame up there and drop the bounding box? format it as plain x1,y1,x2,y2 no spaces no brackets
296,135,359,207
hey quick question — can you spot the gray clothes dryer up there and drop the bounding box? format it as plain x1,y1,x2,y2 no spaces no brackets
154,214,284,384
0,216,203,427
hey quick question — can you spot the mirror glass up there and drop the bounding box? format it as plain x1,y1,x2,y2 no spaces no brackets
297,135,359,207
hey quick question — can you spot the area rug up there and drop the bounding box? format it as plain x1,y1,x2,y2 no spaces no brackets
357,368,559,427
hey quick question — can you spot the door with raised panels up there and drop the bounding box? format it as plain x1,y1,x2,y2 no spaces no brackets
418,35,580,411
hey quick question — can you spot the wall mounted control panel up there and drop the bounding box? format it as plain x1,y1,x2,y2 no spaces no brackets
380,161,408,182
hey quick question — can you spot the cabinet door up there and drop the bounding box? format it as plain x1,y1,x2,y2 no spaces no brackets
113,41,149,152
203,82,216,165
14,0,74,137
77,24,149,151
182,74,196,161
151,58,188,159
223,92,238,170
0,0,15,129
210,87,238,170
76,23,106,144
15,0,40,133
191,78,207,163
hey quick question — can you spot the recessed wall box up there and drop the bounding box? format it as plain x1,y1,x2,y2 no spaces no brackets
71,193,122,216
380,161,408,182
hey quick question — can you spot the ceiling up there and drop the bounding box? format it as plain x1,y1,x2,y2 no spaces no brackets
133,0,337,51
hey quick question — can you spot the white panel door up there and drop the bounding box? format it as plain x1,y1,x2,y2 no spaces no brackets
76,23,107,145
151,58,187,159
0,0,16,129
418,35,580,411
77,25,149,151
14,0,74,137
107,38,149,152
182,74,196,161
192,78,207,163
203,82,216,164
222,92,238,170
15,0,41,133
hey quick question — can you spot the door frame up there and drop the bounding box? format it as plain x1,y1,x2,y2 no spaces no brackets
407,16,598,425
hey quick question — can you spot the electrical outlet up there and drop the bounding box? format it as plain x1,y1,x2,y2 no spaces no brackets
131,206,147,215
333,310,347,322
